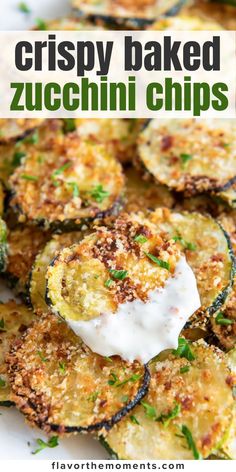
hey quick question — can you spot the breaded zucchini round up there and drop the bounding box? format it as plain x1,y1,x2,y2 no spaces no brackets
30,232,89,314
0,119,45,144
7,314,150,434
72,0,186,28
0,301,35,406
135,209,235,326
138,119,236,196
9,134,124,229
103,341,235,459
124,166,174,213
46,213,181,322
5,226,50,299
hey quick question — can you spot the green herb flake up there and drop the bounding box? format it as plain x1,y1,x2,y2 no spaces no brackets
116,374,141,388
64,119,76,133
109,269,128,281
180,425,202,460
24,131,39,145
173,338,195,362
104,356,113,363
144,252,170,271
134,234,148,244
90,184,110,203
32,436,59,455
121,395,129,403
108,372,118,386
105,278,113,288
37,351,48,363
58,362,66,374
12,151,26,167
180,365,190,374
141,401,157,420
130,415,140,425
21,174,38,181
52,162,72,178
0,318,6,331
18,2,31,13
215,312,234,326
180,153,192,165
35,18,47,30
156,403,181,427
67,182,80,198
87,391,99,402
0,377,6,388
172,236,196,251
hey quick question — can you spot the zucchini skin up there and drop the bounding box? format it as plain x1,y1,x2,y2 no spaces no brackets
49,365,150,434
72,0,186,29
0,217,7,273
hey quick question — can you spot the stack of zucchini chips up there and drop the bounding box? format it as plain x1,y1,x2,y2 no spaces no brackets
0,0,236,461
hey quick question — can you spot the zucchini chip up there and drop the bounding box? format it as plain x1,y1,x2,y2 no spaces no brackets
103,342,235,459
5,226,50,300
46,213,182,323
0,217,7,273
9,134,124,229
0,119,45,144
7,314,150,434
30,232,88,314
138,209,235,325
0,301,35,406
211,285,236,351
72,0,186,28
138,119,236,196
75,119,141,165
150,12,222,30
124,166,174,213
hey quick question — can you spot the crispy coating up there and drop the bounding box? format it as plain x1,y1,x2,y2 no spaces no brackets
104,341,235,459
9,133,124,228
7,314,149,434
138,119,236,196
47,213,180,321
0,301,35,404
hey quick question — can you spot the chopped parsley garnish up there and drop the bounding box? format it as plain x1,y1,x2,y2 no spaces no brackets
58,362,66,374
134,234,148,244
104,356,113,363
180,425,202,460
172,236,196,251
90,184,109,203
108,373,118,386
141,401,157,420
232,385,236,400
87,391,99,402
116,374,141,387
21,174,38,181
130,415,140,425
52,162,72,177
63,119,76,133
32,436,59,455
172,338,195,362
24,131,39,145
37,351,48,363
144,252,170,271
18,2,31,14
35,18,47,30
0,318,6,331
121,395,129,403
215,312,234,326
180,365,190,374
180,153,192,165
104,278,113,288
156,403,181,427
0,377,6,388
109,269,128,280
67,182,80,198
12,151,26,167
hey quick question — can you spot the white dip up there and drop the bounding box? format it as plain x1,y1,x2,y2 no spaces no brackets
68,256,201,363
